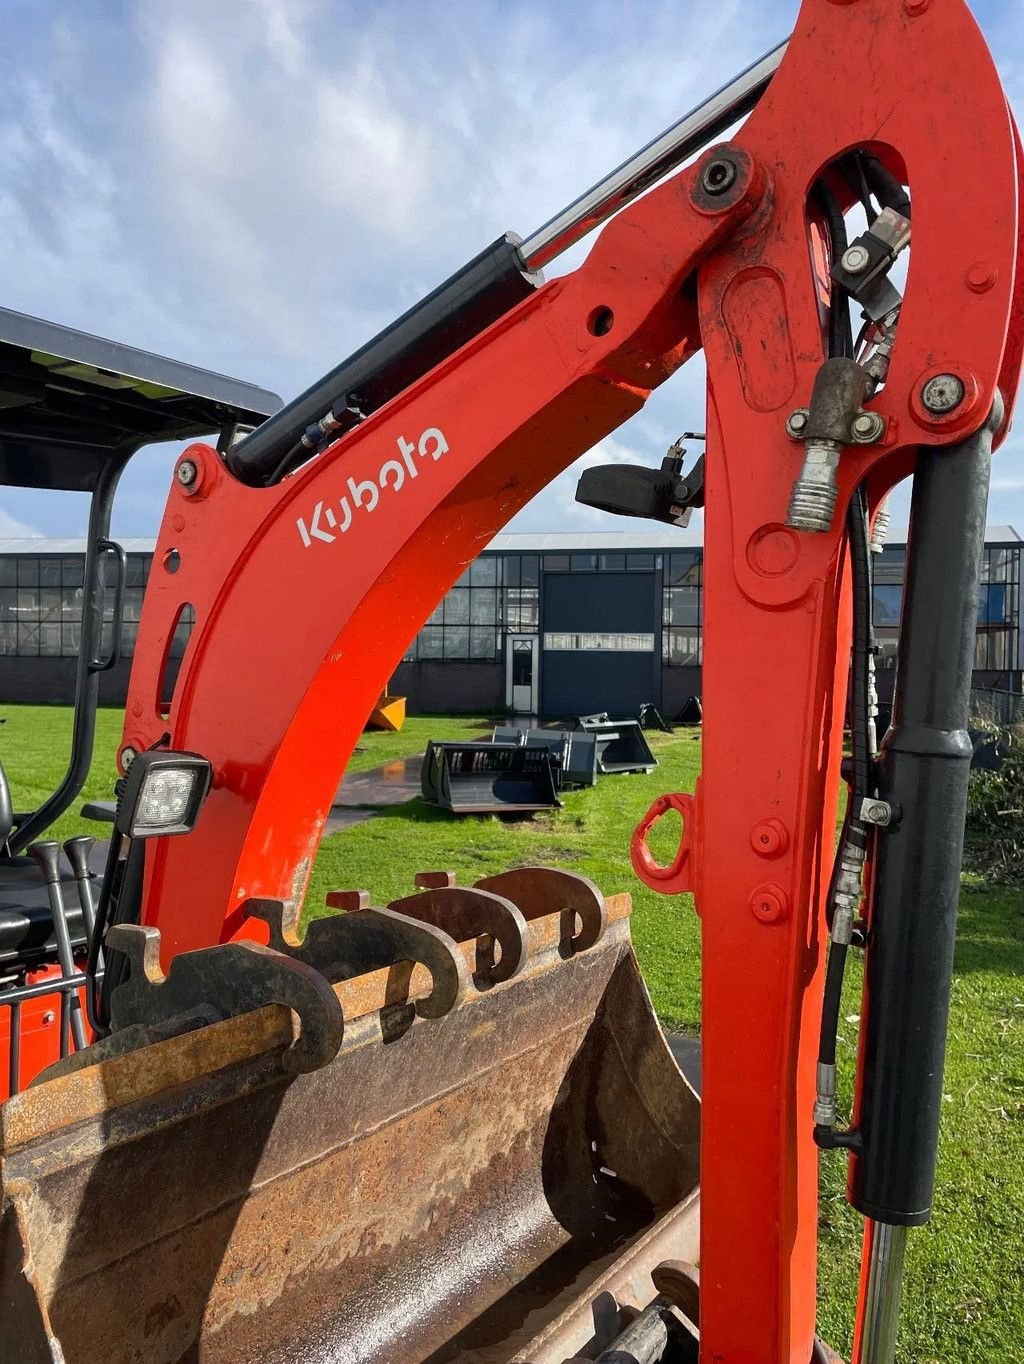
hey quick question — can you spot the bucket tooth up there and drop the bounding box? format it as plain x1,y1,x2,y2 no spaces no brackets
389,884,529,985
414,870,457,889
246,894,470,1019
37,924,346,1084
475,866,607,952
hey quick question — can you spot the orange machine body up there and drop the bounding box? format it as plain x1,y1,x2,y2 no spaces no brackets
47,2,1021,1360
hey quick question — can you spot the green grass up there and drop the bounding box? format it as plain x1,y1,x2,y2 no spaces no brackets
2,705,1021,1360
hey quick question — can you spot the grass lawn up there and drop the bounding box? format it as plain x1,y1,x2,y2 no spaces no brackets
2,704,1021,1360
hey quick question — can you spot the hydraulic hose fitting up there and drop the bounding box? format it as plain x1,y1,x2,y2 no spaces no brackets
870,494,892,553
786,358,870,533
814,1061,838,1127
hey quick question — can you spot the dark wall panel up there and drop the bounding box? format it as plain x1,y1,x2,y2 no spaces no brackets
392,661,502,714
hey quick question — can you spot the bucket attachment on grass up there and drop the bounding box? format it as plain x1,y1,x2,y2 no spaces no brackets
421,740,561,813
366,691,407,732
493,726,599,788
574,715,658,774
0,868,701,1364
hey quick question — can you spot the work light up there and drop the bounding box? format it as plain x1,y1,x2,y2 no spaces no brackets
115,751,213,838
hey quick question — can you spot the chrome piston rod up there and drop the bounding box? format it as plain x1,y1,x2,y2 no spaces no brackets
853,1222,908,1364
519,37,788,270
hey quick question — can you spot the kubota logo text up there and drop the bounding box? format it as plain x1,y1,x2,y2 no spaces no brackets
296,426,449,548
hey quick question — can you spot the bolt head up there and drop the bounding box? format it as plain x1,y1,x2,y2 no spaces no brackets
121,746,138,769
786,408,809,438
841,244,870,274
851,411,884,444
176,459,198,487
921,373,966,415
701,158,738,197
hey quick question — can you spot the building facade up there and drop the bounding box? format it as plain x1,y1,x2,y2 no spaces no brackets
1,528,1020,717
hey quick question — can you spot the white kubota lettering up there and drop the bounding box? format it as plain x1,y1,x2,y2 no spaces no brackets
297,426,449,549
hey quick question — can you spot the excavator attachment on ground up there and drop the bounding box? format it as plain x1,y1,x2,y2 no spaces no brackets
1,872,701,1364
421,741,562,814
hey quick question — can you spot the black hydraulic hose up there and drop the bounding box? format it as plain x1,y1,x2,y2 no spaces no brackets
812,181,852,360
85,832,121,1036
860,154,911,221
818,941,849,1073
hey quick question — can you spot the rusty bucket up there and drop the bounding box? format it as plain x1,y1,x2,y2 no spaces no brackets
0,868,700,1363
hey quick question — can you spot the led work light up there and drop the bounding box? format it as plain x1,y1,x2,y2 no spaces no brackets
115,751,213,838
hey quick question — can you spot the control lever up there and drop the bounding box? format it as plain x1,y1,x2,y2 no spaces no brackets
63,836,100,965
27,841,89,1053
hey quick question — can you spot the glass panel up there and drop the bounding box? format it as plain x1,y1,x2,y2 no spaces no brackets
62,622,82,656
120,622,139,656
470,588,497,624
17,621,40,654
873,547,904,584
0,621,16,653
512,640,533,685
666,586,699,627
16,586,39,614
470,557,498,587
543,632,654,652
570,553,597,572
664,629,701,665
454,567,471,588
426,599,444,626
40,559,61,587
17,558,38,586
599,553,626,571
39,622,61,655
61,557,84,588
872,584,903,627
520,555,540,586
668,551,701,586
544,554,570,572
0,558,15,587
126,556,148,587
503,556,521,588
62,585,83,620
444,588,470,625
443,626,470,659
123,588,145,623
418,627,443,659
978,583,1008,624
39,588,62,620
470,627,497,659
0,588,16,621
626,553,654,570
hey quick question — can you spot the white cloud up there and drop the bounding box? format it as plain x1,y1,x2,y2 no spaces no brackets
0,506,42,538
1,0,1021,541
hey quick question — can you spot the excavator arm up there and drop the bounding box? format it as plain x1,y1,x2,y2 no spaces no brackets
94,1,1021,1361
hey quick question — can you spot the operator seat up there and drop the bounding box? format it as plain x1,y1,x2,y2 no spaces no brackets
0,755,89,970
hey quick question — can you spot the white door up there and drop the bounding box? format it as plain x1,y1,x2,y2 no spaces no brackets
506,635,538,714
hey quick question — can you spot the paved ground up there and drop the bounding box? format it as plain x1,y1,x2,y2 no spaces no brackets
667,1034,702,1092
324,754,424,834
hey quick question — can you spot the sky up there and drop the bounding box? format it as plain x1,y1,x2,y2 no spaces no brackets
0,0,1022,542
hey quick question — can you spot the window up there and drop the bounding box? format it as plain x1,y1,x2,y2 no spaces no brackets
408,569,504,661
0,551,161,658
664,552,703,665
543,632,655,652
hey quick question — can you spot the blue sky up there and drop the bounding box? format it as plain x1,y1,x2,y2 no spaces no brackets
1,0,1022,540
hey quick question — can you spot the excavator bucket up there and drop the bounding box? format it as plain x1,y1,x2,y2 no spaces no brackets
0,870,701,1364
574,716,658,775
421,740,562,814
